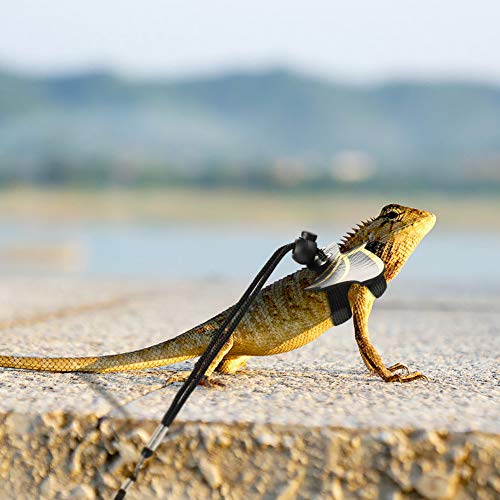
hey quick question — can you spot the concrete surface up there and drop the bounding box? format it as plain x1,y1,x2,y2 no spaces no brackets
0,277,498,499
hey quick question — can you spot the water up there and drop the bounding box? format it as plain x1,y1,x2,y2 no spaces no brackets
0,220,498,290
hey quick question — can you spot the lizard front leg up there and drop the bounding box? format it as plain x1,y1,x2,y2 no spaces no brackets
360,349,410,376
348,283,427,382
359,350,409,375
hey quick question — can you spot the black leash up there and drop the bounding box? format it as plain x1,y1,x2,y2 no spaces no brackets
115,232,326,499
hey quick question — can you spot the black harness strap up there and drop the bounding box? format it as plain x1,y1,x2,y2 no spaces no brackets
326,283,352,325
325,273,387,326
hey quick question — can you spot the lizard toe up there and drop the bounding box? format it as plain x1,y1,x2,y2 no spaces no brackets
164,372,190,386
164,373,225,388
387,362,410,375
383,371,428,383
198,375,225,388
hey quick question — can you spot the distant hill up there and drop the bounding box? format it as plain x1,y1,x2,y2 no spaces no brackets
1,67,499,188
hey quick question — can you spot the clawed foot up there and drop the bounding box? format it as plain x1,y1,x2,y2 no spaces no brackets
198,375,225,388
364,362,428,382
164,372,189,386
165,373,225,388
384,362,428,382
386,362,410,375
382,371,428,383
365,362,409,377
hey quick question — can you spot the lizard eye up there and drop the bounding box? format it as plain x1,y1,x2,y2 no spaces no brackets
386,210,399,220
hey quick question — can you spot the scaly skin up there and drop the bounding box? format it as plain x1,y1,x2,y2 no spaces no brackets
0,204,436,382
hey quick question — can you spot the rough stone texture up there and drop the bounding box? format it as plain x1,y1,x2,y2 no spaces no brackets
0,278,499,499
0,412,498,500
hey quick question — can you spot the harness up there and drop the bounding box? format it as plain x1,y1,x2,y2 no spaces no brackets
302,234,387,325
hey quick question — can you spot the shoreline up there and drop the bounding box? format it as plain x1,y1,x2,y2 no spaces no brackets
0,187,499,230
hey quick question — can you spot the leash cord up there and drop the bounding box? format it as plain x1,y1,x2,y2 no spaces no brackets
115,242,295,498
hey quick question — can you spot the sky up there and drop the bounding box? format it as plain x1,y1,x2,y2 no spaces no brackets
2,1,500,83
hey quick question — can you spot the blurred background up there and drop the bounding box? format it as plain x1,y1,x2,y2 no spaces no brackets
1,1,499,290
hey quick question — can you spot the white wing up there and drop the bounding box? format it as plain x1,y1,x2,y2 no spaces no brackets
306,243,384,291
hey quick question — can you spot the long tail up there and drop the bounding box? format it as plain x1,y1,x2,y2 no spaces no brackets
0,324,215,373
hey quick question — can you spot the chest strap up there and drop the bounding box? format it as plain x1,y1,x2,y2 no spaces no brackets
325,273,387,325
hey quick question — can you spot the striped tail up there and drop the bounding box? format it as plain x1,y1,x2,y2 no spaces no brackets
0,330,208,373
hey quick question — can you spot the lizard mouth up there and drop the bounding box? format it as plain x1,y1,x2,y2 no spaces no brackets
395,211,436,239
409,211,436,232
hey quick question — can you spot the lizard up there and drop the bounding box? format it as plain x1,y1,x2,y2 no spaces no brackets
0,203,436,383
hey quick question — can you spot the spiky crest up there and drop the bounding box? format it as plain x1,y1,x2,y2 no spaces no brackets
338,217,375,252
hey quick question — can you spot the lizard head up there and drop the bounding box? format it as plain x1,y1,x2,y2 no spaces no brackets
339,204,436,281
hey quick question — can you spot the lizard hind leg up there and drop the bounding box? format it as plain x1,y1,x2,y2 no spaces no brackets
215,355,250,374
166,337,235,388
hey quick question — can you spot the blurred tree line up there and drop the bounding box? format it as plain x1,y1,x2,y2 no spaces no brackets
1,67,499,194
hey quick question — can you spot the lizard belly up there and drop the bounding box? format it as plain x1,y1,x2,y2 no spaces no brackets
258,316,333,356
231,316,333,357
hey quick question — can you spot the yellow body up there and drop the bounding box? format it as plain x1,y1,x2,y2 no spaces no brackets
0,204,436,382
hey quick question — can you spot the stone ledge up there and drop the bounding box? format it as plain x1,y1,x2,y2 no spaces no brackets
0,411,498,499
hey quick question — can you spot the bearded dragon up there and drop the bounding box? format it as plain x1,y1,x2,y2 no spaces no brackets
0,204,436,383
